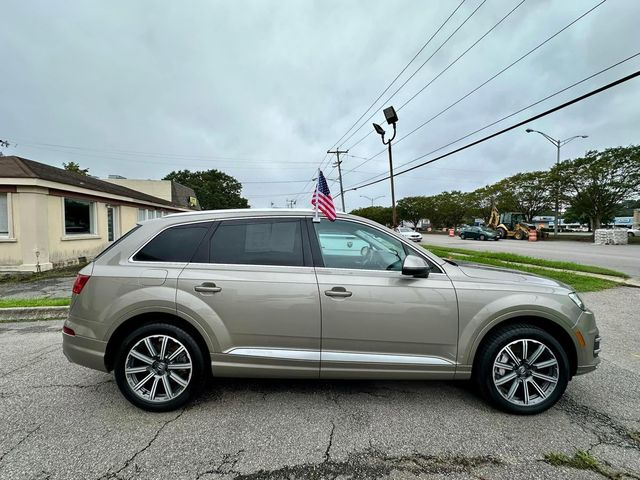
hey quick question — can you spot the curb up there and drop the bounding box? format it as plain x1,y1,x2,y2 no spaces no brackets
0,306,69,321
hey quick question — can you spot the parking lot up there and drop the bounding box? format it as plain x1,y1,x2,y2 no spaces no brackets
1,287,638,480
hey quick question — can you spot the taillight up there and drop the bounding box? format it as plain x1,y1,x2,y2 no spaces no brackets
62,326,75,336
72,274,91,295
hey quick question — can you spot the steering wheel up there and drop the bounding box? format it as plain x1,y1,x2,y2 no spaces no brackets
361,246,376,268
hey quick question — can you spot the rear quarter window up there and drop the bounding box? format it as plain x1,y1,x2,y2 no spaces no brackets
133,223,211,262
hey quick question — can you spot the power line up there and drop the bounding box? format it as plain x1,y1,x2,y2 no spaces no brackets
11,144,319,168
343,67,640,192
6,138,281,162
346,0,608,172
338,0,490,150
297,0,485,203
327,0,467,150
357,52,640,185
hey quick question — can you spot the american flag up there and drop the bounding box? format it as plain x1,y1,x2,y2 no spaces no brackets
311,170,337,221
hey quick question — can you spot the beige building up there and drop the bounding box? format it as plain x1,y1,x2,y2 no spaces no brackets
0,156,199,272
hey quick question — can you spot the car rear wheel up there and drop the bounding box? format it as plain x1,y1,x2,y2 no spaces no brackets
479,234,486,241
460,234,466,240
474,324,569,415
114,323,205,411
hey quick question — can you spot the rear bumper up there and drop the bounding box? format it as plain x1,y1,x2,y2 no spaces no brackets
62,331,108,372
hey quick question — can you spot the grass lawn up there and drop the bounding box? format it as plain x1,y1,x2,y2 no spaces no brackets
423,245,622,293
0,297,71,308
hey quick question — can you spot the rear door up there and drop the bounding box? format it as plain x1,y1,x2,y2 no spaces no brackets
177,217,321,378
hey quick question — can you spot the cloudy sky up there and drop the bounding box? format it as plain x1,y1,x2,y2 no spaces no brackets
1,0,639,209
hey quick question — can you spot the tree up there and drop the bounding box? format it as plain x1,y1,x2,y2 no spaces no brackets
397,196,430,228
349,206,393,226
63,161,89,175
431,191,473,228
551,146,640,230
164,169,249,210
507,171,554,221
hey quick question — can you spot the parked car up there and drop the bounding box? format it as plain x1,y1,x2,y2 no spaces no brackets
626,227,640,237
63,210,600,415
459,226,499,241
395,226,423,242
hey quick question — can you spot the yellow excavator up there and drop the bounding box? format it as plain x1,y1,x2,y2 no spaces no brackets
487,206,542,240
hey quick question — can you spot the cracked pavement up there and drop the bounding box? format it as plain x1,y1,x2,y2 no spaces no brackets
0,287,638,479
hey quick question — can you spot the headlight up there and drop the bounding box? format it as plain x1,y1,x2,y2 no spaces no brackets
568,292,586,311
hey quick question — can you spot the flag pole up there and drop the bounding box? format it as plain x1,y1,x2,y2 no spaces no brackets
313,168,321,223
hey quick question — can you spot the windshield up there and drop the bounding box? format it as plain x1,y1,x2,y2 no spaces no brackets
398,227,412,232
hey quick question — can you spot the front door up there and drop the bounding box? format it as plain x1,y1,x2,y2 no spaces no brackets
310,218,459,379
177,217,321,378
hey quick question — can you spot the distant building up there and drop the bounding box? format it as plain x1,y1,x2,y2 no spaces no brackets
104,178,201,213
0,156,199,272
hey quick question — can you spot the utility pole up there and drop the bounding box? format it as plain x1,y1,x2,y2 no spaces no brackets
327,149,348,212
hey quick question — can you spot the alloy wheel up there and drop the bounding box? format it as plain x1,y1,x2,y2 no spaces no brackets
492,339,559,407
124,335,193,403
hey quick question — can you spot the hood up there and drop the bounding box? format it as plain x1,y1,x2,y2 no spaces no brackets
456,261,570,290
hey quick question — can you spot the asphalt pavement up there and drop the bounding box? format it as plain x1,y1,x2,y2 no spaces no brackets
0,287,638,480
422,234,640,278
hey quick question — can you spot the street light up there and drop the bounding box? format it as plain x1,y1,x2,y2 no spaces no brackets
360,194,385,206
373,106,399,227
525,128,588,236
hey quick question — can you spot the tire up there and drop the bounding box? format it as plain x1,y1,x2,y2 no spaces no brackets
514,230,525,240
479,234,486,241
497,228,508,239
460,234,466,240
114,323,205,412
473,324,570,415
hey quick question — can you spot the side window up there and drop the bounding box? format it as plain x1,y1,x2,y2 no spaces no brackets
313,220,407,271
133,223,210,262
209,220,304,267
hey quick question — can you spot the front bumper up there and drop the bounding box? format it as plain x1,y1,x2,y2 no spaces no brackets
62,331,108,372
573,309,601,376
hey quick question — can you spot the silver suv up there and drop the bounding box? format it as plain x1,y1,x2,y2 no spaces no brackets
63,209,600,414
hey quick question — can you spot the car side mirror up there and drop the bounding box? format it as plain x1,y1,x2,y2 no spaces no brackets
402,255,430,278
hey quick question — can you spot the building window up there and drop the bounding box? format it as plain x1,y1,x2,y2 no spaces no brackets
64,198,95,235
0,193,9,236
137,208,163,221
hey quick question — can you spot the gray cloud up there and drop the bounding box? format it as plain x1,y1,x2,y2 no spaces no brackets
1,0,639,209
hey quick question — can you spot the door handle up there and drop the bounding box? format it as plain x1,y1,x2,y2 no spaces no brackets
194,282,222,293
324,286,352,298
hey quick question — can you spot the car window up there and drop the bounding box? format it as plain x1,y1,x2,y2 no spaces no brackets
313,219,406,271
209,219,304,267
133,223,210,262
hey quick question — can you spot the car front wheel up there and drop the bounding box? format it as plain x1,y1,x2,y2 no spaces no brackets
114,323,205,411
474,324,569,414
